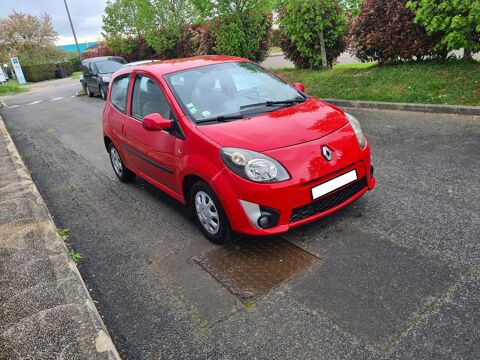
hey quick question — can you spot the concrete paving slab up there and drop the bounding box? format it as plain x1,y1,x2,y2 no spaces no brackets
286,222,469,351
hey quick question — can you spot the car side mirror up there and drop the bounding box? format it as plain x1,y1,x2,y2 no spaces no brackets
293,82,305,92
143,113,172,131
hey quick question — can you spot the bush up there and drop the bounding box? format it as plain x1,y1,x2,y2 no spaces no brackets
84,38,156,62
349,0,445,64
270,28,282,48
22,62,73,82
211,12,272,62
278,0,346,69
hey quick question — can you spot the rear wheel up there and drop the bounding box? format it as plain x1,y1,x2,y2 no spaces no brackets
191,181,236,245
109,143,135,182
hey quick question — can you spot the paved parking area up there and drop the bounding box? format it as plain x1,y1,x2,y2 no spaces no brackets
1,78,479,359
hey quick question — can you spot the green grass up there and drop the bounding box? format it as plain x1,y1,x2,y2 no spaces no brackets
68,249,83,263
0,79,28,95
269,46,282,55
275,61,480,106
70,71,82,79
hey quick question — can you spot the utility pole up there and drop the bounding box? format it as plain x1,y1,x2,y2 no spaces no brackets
63,0,82,61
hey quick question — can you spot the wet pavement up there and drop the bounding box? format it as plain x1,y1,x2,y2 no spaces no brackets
1,78,479,359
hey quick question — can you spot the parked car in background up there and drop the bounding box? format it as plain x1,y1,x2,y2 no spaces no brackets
102,56,375,244
80,56,126,100
124,60,154,67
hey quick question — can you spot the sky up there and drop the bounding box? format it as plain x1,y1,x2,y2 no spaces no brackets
0,0,107,45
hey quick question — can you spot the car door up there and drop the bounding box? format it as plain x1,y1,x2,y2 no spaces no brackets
88,63,99,90
106,74,131,152
123,73,184,193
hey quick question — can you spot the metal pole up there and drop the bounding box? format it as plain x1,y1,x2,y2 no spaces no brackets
63,0,82,61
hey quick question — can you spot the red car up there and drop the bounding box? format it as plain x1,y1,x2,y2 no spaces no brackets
103,56,375,244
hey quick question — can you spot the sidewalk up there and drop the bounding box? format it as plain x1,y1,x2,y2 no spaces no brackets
0,116,120,359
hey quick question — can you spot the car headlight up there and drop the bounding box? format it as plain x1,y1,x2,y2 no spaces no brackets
101,76,111,83
345,113,366,149
220,147,290,183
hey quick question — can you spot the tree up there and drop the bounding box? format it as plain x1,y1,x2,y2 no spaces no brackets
277,0,346,69
349,0,444,64
191,0,274,61
102,0,193,57
0,11,63,65
340,0,362,17
407,0,480,60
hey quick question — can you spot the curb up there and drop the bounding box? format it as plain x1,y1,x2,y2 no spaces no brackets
0,115,121,359
323,99,480,116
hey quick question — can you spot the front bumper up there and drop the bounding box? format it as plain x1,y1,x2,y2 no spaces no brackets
210,124,376,236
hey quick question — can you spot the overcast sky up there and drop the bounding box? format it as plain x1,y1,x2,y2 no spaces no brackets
0,0,107,45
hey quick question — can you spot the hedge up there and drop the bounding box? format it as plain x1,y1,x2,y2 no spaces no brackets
22,62,74,82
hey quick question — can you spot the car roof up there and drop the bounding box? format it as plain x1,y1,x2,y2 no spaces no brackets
82,56,125,64
114,55,249,77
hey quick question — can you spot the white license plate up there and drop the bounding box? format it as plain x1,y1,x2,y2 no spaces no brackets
311,170,357,200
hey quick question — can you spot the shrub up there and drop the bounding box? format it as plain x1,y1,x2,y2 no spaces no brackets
83,38,156,62
349,0,445,64
22,62,73,82
406,0,480,61
277,0,347,69
271,28,282,48
211,12,272,62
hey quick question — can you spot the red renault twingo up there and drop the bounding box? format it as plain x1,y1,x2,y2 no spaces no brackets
103,56,375,244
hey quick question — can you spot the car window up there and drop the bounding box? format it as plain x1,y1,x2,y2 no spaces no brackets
164,62,303,123
110,75,130,113
96,60,125,74
131,75,173,121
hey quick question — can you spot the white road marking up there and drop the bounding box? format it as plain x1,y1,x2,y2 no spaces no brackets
50,97,64,101
71,95,76,97
8,105,19,108
28,100,43,105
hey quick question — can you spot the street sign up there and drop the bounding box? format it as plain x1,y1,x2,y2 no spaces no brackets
10,57,26,84
0,70,6,83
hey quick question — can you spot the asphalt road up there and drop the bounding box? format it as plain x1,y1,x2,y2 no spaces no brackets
1,78,479,360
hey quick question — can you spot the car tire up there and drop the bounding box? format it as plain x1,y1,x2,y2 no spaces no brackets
100,86,107,100
109,143,135,182
191,181,236,245
86,85,94,97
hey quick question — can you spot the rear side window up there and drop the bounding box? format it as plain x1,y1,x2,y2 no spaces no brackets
131,75,173,121
110,75,130,113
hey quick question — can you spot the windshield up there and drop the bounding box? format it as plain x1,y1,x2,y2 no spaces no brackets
164,62,305,123
96,60,125,74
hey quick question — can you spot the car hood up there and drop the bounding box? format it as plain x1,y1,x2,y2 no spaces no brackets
196,98,349,152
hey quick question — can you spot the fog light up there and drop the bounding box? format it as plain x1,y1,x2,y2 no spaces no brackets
240,200,280,229
257,215,271,228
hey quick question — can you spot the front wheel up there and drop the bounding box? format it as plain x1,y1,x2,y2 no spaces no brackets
100,86,107,100
191,181,236,245
86,85,94,97
109,143,135,182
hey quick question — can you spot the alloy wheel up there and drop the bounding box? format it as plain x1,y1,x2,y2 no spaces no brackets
110,147,123,177
195,191,220,235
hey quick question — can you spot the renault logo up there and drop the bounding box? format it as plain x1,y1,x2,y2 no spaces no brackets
322,145,333,161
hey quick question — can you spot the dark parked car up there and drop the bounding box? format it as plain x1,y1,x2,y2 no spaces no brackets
80,56,126,99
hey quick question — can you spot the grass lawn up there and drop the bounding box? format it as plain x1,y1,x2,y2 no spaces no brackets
0,79,28,95
70,71,82,79
275,61,480,106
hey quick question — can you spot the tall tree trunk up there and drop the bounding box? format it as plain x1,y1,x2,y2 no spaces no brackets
463,47,473,61
319,28,328,69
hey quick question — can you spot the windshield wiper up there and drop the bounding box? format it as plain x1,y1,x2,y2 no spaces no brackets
196,113,245,124
240,98,306,110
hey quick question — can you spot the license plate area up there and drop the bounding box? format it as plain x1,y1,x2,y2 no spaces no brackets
311,169,358,200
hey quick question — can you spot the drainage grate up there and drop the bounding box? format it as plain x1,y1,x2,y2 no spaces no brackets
194,237,320,302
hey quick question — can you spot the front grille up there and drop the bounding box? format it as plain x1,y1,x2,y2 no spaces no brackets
290,177,367,223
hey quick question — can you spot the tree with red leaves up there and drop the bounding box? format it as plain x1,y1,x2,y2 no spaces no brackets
349,0,445,64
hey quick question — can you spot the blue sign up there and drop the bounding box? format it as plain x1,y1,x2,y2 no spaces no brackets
10,57,26,84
